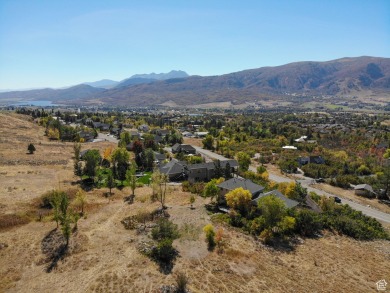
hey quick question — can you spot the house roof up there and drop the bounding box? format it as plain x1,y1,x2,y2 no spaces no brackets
354,184,374,193
154,135,164,143
154,152,166,161
180,144,196,152
158,129,170,136
309,156,325,164
252,190,299,209
186,163,211,170
217,178,264,196
220,159,239,168
159,159,187,176
282,146,297,150
172,143,181,151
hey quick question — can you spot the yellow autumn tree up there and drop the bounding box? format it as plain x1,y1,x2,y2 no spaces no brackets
225,187,252,214
103,146,113,161
47,127,60,140
277,182,289,195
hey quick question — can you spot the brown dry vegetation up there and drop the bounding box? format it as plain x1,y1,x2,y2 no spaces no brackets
0,112,389,293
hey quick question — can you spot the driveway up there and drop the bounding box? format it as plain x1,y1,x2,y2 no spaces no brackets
96,133,119,144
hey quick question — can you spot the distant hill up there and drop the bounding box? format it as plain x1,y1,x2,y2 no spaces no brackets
115,70,189,88
0,84,105,103
129,70,189,80
83,79,119,89
1,58,389,107
89,56,390,106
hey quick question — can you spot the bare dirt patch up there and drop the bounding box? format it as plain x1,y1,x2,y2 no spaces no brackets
183,137,203,147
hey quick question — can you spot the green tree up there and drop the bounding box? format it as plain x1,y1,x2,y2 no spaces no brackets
378,162,390,199
257,195,287,228
83,149,101,179
203,179,220,203
126,163,137,198
141,148,155,170
50,191,73,246
107,170,115,194
257,195,296,241
294,209,323,237
73,143,82,175
152,169,169,210
74,189,87,215
153,238,175,262
111,147,130,182
151,218,180,241
61,216,72,246
383,149,390,159
214,160,223,178
224,162,232,179
203,224,216,251
49,191,63,229
202,134,214,150
189,194,195,209
27,143,36,154
236,151,251,172
120,131,132,145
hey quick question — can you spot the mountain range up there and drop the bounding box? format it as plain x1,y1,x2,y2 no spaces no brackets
1,57,389,107
83,70,189,89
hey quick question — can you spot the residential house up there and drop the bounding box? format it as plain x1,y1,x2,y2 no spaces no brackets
217,178,265,205
182,131,194,137
251,190,299,209
155,129,170,137
159,159,187,181
282,146,297,150
138,124,150,132
182,159,238,183
110,127,122,137
129,130,141,140
154,152,167,166
294,136,307,143
153,135,164,145
78,131,94,142
92,122,110,131
171,144,196,155
298,155,325,166
194,131,209,138
354,184,376,198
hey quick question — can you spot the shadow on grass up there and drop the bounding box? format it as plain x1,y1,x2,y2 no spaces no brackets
41,228,68,273
124,195,135,204
152,249,179,275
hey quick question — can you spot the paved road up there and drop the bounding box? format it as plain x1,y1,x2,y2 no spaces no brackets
195,146,390,224
96,133,119,144
193,146,230,162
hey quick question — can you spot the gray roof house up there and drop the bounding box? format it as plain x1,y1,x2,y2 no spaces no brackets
171,144,196,155
217,178,264,200
159,159,187,181
154,152,167,165
252,190,299,209
354,184,376,197
186,159,239,183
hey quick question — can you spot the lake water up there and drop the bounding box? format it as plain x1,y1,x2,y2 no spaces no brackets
11,100,60,107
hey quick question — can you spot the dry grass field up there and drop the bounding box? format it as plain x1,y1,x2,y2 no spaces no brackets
0,112,389,293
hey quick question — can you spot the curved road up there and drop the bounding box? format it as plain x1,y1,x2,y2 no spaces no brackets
194,146,390,224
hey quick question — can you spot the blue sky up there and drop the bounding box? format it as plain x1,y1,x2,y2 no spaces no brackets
0,0,389,90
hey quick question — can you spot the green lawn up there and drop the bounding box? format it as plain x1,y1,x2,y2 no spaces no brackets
137,171,152,184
